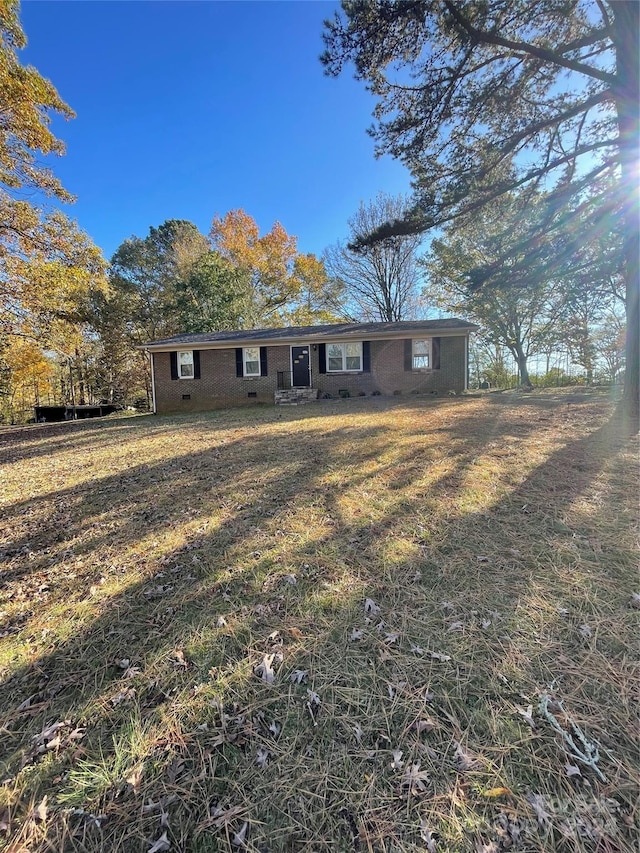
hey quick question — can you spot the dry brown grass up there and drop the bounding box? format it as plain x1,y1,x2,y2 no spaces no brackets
0,390,638,852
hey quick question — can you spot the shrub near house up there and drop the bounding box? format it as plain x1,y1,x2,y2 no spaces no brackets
142,320,477,414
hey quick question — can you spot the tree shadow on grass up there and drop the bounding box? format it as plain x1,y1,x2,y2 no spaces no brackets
0,395,636,852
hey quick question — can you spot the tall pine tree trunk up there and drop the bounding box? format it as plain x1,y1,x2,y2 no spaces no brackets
614,2,639,423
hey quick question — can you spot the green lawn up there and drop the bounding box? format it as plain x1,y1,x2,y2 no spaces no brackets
0,391,637,852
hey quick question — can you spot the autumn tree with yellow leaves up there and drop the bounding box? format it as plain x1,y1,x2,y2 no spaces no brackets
210,209,343,328
0,0,106,420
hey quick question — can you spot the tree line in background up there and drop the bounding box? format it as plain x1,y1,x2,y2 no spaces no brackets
322,0,638,419
0,0,633,423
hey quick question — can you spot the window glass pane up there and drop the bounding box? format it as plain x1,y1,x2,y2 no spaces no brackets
346,356,361,370
327,343,344,371
345,342,361,357
178,351,194,377
413,354,429,368
413,339,429,355
244,347,260,375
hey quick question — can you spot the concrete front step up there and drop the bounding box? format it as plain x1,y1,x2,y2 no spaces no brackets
274,388,319,406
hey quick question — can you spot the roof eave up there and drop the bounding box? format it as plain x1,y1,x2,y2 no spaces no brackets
139,325,479,352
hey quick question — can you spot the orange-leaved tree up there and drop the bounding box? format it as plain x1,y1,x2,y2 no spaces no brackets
210,210,343,327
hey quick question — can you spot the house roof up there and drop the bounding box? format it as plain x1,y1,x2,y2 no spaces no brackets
141,319,478,351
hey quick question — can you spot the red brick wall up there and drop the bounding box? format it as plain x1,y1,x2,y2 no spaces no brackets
312,337,467,397
153,336,468,413
153,345,290,413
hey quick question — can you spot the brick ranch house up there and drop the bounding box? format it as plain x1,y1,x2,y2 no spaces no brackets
141,319,478,414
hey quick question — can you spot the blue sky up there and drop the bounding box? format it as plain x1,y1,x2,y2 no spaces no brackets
21,1,412,261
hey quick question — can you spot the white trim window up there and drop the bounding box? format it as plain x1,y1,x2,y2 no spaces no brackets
327,341,362,372
412,339,431,369
243,346,261,377
178,350,194,379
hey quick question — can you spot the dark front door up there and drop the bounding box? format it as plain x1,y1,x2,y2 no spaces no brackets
291,346,311,387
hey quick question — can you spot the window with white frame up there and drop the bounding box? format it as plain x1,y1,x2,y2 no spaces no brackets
327,341,362,372
412,339,431,369
243,346,260,377
178,350,194,378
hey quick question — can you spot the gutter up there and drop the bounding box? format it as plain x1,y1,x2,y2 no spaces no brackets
140,327,480,353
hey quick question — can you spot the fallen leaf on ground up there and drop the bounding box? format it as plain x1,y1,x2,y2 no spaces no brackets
419,817,438,852
579,624,592,639
111,687,136,706
216,616,227,628
517,705,536,729
402,762,430,795
144,585,173,598
526,792,551,828
630,593,640,609
203,803,244,830
475,841,499,853
254,654,276,684
565,763,582,777
454,742,481,771
364,598,380,615
495,812,522,847
148,831,170,852
126,764,144,793
482,787,512,799
429,651,451,662
255,746,269,768
232,821,249,847
290,669,308,684
172,649,188,668
415,719,436,734
350,628,364,641
307,689,321,707
32,796,47,822
390,749,404,770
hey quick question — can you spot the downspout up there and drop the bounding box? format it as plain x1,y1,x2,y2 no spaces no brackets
148,350,157,414
464,335,469,391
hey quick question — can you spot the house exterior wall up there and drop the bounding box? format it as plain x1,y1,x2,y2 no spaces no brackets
152,336,468,414
153,345,290,413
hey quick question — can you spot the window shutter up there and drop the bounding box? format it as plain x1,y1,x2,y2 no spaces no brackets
170,352,178,380
362,341,371,373
318,343,326,374
260,347,268,376
432,337,441,369
193,350,201,379
235,348,243,377
404,339,413,371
